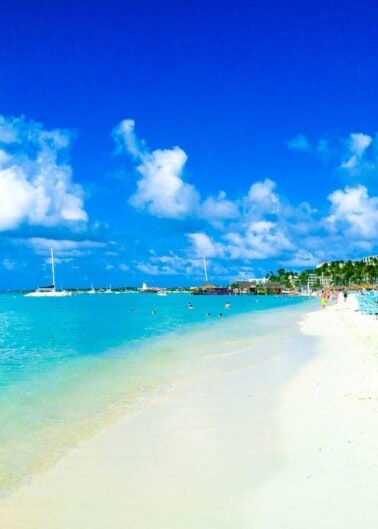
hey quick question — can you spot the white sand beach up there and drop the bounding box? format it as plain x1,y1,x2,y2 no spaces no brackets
1,296,377,529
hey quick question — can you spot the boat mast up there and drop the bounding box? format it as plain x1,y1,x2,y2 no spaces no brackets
203,255,208,283
50,248,56,290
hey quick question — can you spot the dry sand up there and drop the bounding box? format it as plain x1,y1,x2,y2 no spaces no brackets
0,295,377,528
243,295,378,528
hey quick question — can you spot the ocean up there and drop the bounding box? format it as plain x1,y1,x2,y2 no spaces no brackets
0,291,317,498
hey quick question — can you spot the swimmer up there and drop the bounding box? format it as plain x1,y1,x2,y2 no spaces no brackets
225,302,231,309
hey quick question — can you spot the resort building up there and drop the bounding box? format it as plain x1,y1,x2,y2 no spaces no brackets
362,254,378,264
233,280,282,294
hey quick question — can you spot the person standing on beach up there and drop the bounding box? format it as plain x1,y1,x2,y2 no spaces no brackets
321,291,327,309
343,289,348,302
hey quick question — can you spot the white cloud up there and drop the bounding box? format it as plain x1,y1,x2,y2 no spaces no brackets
0,116,19,143
326,185,378,238
341,132,373,170
0,167,34,230
135,261,180,276
24,237,105,256
288,131,378,178
114,121,283,229
187,232,224,258
287,134,311,151
114,119,200,218
188,219,293,262
134,252,217,279
131,147,200,218
113,119,144,159
244,179,280,216
0,149,10,166
280,249,318,268
225,221,293,259
0,115,87,231
115,121,378,272
199,191,239,226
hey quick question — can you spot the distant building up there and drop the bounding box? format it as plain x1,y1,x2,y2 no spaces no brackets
233,281,258,294
362,255,378,264
233,280,282,294
307,274,318,287
263,281,282,294
192,282,234,295
317,255,378,267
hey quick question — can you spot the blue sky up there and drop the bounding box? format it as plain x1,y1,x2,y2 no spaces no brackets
1,0,377,289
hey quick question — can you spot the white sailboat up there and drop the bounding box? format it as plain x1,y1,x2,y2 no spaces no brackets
203,255,209,283
88,284,96,294
25,248,71,297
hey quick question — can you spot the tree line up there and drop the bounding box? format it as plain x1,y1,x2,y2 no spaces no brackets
266,257,378,290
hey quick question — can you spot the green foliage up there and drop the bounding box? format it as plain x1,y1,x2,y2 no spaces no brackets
267,257,378,288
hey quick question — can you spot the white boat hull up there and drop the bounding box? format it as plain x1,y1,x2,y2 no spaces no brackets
25,290,71,297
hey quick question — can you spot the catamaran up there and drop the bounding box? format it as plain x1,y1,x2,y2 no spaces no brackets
25,248,71,297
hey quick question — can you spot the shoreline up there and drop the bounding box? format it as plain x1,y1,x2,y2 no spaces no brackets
244,295,378,527
1,297,377,528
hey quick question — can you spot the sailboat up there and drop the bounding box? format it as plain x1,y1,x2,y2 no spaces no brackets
88,284,96,294
25,248,71,297
192,255,233,295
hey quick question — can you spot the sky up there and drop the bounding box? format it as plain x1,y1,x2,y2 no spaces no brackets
1,0,378,290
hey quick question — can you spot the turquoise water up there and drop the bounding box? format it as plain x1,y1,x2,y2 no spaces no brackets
0,292,316,497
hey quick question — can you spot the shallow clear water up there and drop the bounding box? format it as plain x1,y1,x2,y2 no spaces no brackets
0,292,316,497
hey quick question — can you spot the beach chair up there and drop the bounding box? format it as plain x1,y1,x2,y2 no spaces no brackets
357,293,378,318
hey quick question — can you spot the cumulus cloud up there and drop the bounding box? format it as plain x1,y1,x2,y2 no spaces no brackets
187,232,224,258
114,119,200,218
115,121,378,271
244,179,280,216
131,147,200,218
223,221,293,260
326,185,378,238
113,119,247,224
280,249,318,268
199,191,239,226
0,115,87,231
188,218,293,262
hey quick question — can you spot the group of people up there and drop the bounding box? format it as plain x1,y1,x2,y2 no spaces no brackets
320,289,348,309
